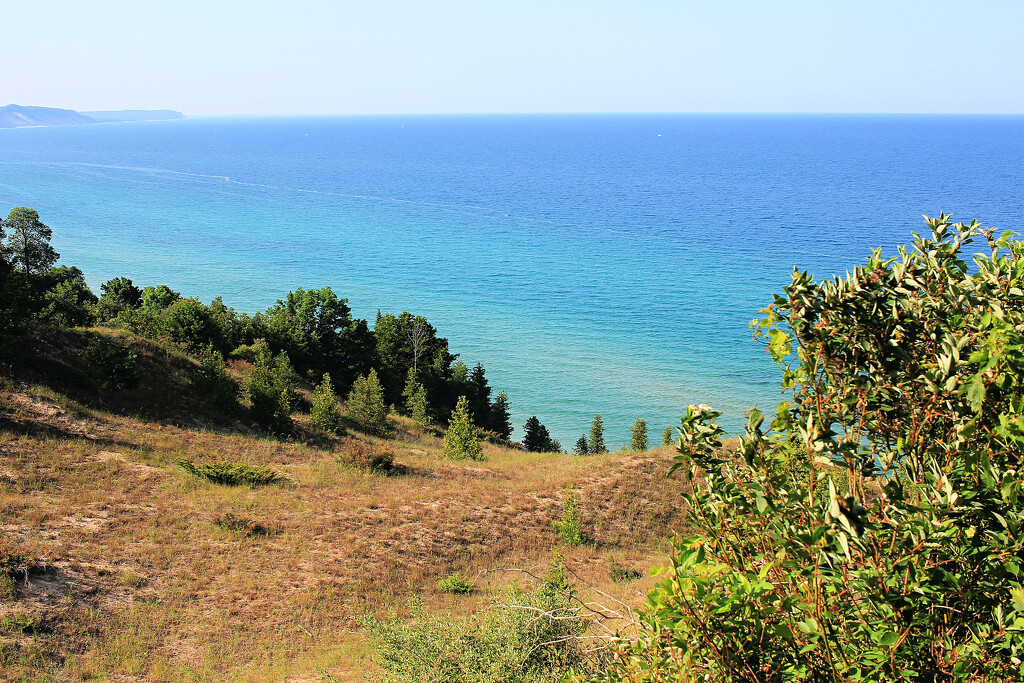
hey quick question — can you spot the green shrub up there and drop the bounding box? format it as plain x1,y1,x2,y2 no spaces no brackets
608,215,1024,682
443,396,483,460
241,342,296,435
112,307,162,338
660,424,674,447
573,434,589,455
553,486,588,546
178,459,284,487
191,347,238,413
437,572,474,594
309,373,345,434
588,415,606,454
346,368,388,435
81,336,140,390
165,297,225,353
366,556,599,682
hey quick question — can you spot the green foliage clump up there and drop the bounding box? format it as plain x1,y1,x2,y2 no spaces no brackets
588,414,606,454
39,267,97,327
573,434,589,455
402,368,430,427
660,424,674,447
177,459,284,487
4,207,58,278
553,487,588,546
191,347,238,414
523,416,559,452
346,368,389,435
366,556,597,683
610,215,1024,682
242,341,296,435
309,373,345,434
81,336,140,391
164,297,226,354
443,395,483,460
437,572,474,594
628,418,648,451
96,276,142,322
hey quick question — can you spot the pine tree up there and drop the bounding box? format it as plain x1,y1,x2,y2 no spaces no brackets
443,396,482,460
629,418,648,451
523,416,556,452
346,368,388,435
310,373,344,434
662,424,675,447
589,414,607,454
409,383,429,427
573,434,589,455
490,390,513,441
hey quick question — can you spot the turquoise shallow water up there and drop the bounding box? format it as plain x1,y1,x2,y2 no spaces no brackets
1,114,1021,445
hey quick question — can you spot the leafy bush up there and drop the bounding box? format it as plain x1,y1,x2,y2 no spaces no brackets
165,297,225,353
553,487,589,546
443,395,483,460
608,215,1024,682
366,556,598,683
81,336,140,390
178,459,284,487
346,368,388,435
191,347,238,413
437,572,474,594
338,439,395,471
241,341,296,434
309,373,345,434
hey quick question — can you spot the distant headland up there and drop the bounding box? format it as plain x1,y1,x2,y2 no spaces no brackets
0,104,184,128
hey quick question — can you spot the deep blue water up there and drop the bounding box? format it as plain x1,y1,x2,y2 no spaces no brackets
1,114,1021,446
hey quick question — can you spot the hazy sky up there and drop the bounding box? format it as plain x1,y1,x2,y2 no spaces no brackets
4,0,1022,115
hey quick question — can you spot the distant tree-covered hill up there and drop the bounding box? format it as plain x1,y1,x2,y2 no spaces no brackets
0,104,185,128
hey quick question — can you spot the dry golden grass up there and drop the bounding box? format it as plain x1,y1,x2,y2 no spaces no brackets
0,330,691,682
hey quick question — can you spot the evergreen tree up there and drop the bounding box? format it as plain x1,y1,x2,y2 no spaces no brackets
402,367,430,427
468,362,492,423
629,418,648,451
409,382,429,428
523,416,556,452
443,396,482,460
588,414,607,454
310,373,345,434
4,207,58,279
661,425,675,447
346,368,388,435
573,434,589,456
489,390,513,441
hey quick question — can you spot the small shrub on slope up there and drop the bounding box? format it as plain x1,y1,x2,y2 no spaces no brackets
437,572,474,594
366,555,598,683
553,486,589,546
309,373,345,434
442,395,483,460
178,460,284,487
346,368,388,435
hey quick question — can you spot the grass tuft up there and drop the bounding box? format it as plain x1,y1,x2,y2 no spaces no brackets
436,572,474,594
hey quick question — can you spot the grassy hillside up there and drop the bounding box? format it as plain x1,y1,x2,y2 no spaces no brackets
1,327,689,682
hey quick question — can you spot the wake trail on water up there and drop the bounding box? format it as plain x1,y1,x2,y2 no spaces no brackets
1,160,639,238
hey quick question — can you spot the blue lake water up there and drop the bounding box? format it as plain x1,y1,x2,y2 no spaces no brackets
1,114,1021,445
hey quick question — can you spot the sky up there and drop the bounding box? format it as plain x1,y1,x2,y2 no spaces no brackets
3,0,1022,115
